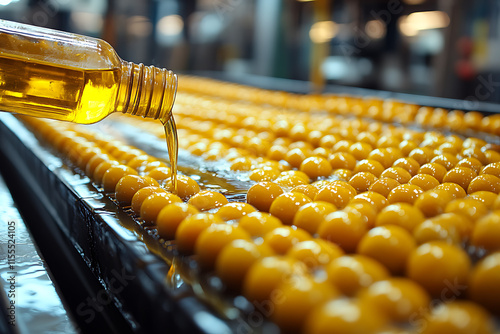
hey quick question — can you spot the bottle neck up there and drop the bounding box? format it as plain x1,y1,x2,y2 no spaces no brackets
116,61,177,121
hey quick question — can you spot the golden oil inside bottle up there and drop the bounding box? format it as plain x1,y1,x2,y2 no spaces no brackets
0,53,179,191
0,54,120,124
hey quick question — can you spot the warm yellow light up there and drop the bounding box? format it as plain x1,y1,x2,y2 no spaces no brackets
399,11,450,36
365,20,386,39
407,11,450,29
403,0,426,4
398,17,418,36
309,21,338,43
157,15,184,36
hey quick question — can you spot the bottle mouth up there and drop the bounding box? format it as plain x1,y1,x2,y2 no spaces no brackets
119,62,178,121
158,70,178,121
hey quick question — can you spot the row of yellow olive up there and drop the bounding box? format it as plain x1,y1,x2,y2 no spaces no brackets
136,82,500,332
21,71,498,334
179,75,500,136
126,94,500,188
21,114,500,334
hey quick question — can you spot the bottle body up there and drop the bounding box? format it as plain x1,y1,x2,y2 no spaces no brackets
0,20,177,124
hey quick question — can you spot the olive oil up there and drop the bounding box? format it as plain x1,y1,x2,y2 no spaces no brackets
0,55,120,123
0,19,179,187
0,54,177,124
0,20,177,124
162,115,178,193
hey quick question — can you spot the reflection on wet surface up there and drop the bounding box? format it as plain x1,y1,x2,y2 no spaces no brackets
0,175,77,334
99,120,252,200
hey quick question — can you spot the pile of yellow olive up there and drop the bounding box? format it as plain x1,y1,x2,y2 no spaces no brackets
19,75,500,334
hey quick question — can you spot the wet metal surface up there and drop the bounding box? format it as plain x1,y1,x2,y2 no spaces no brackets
0,173,78,334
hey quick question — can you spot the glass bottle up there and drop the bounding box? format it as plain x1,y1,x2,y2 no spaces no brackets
0,19,177,124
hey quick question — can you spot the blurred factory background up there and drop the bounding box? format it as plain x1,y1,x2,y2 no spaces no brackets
0,0,499,104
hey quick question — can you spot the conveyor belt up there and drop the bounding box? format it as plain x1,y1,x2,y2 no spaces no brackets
0,113,276,333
